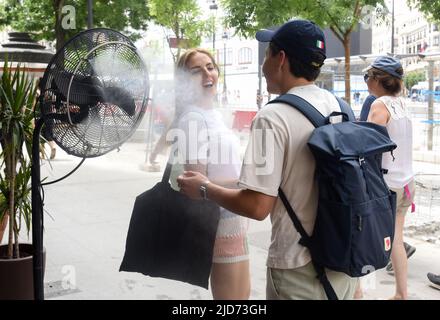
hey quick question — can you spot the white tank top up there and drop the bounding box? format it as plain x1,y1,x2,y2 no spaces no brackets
377,96,414,189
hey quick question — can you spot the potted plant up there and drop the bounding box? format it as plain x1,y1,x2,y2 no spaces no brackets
0,58,38,299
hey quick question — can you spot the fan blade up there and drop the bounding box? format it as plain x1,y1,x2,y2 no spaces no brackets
52,70,102,106
99,87,136,116
70,105,90,123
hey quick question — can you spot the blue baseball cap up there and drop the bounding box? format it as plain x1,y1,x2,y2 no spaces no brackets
363,56,403,79
256,19,326,68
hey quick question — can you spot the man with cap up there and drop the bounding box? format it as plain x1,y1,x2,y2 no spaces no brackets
177,19,358,299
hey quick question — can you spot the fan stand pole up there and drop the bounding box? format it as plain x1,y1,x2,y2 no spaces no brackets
144,101,155,163
31,118,46,300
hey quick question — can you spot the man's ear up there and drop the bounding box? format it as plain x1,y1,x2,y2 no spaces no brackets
278,50,287,70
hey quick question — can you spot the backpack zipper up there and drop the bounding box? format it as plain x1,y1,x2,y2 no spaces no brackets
357,215,363,231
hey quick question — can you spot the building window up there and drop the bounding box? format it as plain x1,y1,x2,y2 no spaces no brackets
238,47,252,64
217,48,233,65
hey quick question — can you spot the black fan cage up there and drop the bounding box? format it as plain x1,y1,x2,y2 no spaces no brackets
39,28,149,158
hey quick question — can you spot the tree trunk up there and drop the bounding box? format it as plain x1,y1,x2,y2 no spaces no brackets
0,214,8,244
54,0,66,51
0,134,7,245
343,35,351,105
7,149,15,259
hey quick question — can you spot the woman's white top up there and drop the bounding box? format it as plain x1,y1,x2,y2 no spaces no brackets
377,96,414,189
169,105,249,239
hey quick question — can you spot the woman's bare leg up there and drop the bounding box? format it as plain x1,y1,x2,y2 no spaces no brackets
354,280,363,299
390,211,408,300
210,260,250,300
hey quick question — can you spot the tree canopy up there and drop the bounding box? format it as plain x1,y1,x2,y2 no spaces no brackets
1,0,151,49
221,0,386,103
404,70,426,91
408,0,440,22
148,0,213,63
222,0,385,39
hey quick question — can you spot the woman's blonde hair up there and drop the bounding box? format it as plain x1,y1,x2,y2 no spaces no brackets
176,48,220,74
173,48,219,118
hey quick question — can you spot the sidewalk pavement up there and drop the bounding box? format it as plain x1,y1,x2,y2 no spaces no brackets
7,142,439,300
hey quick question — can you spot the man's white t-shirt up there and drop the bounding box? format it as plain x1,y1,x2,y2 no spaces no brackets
238,84,341,269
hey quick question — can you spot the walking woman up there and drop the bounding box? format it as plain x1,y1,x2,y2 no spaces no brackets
171,48,250,299
365,56,415,300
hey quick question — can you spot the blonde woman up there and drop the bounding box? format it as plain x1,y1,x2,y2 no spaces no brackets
172,49,250,300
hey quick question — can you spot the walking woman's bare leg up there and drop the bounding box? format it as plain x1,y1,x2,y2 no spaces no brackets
390,211,408,300
210,260,250,300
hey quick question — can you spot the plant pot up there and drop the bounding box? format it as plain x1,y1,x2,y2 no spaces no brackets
0,214,7,244
0,244,46,300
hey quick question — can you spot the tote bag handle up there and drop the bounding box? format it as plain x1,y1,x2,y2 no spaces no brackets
161,111,210,183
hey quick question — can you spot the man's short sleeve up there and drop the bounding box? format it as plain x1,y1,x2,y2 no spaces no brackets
238,114,287,197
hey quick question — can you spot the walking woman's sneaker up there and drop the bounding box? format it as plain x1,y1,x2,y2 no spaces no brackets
50,148,56,160
386,242,416,273
427,273,440,290
404,242,417,258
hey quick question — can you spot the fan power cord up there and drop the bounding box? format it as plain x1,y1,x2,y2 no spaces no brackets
41,157,87,186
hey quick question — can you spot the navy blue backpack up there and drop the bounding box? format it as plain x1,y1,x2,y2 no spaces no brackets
268,94,397,300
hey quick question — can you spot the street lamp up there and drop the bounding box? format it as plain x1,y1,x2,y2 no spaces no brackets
87,0,93,29
209,1,218,50
222,31,228,105
391,0,395,54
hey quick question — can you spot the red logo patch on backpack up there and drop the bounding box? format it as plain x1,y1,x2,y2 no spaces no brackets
384,237,391,251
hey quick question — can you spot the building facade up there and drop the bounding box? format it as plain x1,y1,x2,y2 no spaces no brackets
372,0,440,73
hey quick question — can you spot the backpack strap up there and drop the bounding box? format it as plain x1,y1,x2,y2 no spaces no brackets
312,262,339,300
278,190,310,246
278,189,339,300
335,96,356,121
268,94,355,126
268,94,326,128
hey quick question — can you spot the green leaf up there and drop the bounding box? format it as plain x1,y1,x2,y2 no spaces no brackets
0,59,37,252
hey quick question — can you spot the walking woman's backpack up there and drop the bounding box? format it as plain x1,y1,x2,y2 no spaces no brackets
268,94,397,300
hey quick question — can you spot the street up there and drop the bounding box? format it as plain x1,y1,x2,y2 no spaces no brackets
15,140,437,300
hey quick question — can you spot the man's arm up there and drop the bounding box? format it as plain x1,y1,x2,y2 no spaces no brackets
177,171,277,221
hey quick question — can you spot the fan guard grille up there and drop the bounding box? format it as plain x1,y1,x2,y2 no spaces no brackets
39,28,149,158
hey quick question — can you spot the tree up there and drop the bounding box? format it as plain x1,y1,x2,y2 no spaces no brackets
149,0,214,63
1,0,151,50
404,70,426,91
408,0,440,22
221,0,386,104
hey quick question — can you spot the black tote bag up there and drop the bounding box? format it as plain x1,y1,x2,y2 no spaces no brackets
120,115,220,289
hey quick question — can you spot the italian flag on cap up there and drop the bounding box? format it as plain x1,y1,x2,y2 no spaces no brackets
316,40,324,49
